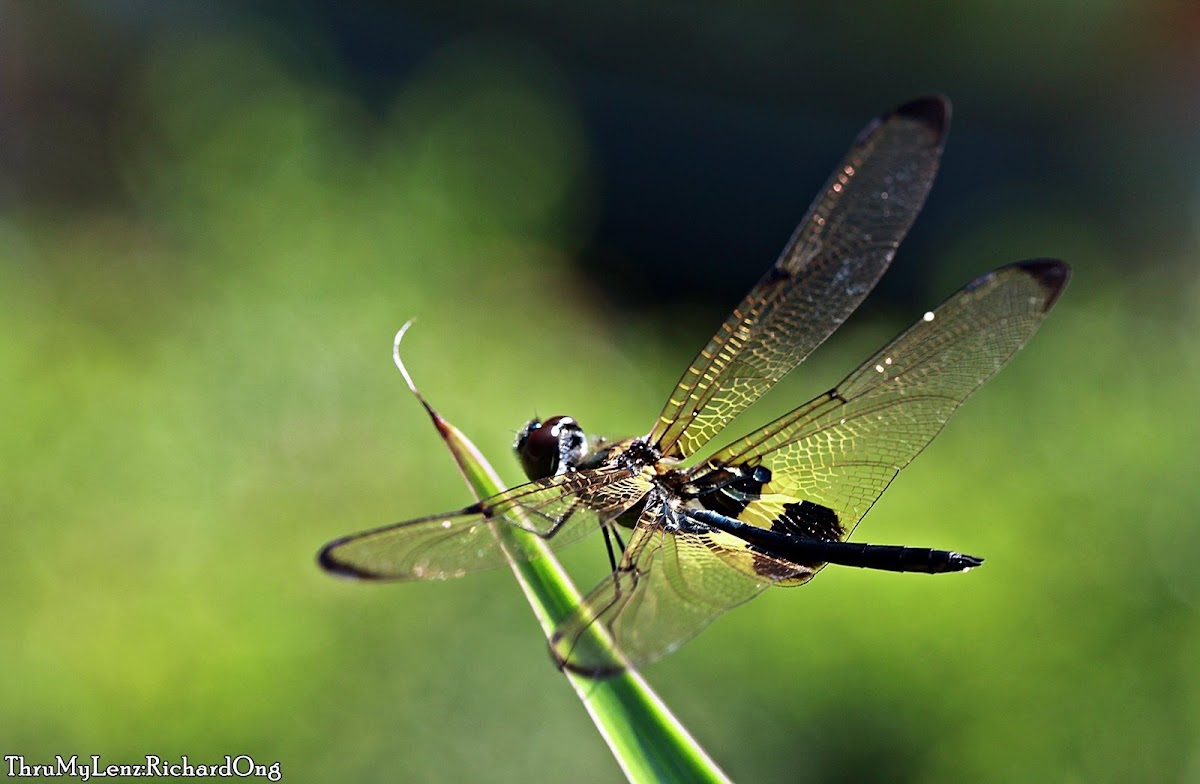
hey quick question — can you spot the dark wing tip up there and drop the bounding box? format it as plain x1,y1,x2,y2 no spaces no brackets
1014,258,1072,312
317,540,382,580
854,94,950,151
548,634,627,679
963,258,1072,312
892,94,951,139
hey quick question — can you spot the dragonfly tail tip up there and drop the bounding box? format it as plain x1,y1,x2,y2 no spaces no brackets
951,552,985,571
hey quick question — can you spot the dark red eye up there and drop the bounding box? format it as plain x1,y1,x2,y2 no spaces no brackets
514,415,583,481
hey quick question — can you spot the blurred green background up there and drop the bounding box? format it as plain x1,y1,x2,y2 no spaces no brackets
3,3,1199,782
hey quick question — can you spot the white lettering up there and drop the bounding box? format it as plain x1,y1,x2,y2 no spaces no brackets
2,753,282,780
232,755,255,776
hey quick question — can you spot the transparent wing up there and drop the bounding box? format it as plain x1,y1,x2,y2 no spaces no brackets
554,260,1068,676
318,466,651,581
650,96,950,459
549,501,811,676
691,259,1071,545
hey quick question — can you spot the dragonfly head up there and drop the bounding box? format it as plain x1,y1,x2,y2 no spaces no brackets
514,415,588,481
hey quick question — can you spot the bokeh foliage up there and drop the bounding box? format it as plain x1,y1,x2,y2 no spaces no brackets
2,5,1199,782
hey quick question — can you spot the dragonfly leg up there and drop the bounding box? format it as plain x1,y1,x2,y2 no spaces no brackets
611,526,626,555
600,525,621,576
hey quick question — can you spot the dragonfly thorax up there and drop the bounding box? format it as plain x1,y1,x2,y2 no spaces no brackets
612,436,662,473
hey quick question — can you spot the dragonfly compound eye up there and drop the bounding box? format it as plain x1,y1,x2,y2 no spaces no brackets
515,415,584,480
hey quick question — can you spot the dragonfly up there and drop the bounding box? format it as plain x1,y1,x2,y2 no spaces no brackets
319,95,1070,677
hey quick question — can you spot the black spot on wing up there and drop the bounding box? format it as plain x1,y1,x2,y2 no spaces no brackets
772,500,845,541
695,465,772,519
746,500,842,577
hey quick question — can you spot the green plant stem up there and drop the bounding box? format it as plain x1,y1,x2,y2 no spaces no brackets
394,325,731,784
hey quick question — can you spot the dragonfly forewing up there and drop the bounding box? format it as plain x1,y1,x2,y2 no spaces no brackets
320,466,649,580
650,96,951,460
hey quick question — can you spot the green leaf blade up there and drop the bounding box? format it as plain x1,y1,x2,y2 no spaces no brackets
395,326,731,783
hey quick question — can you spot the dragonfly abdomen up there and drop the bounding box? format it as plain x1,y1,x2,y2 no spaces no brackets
799,541,984,573
688,509,982,574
